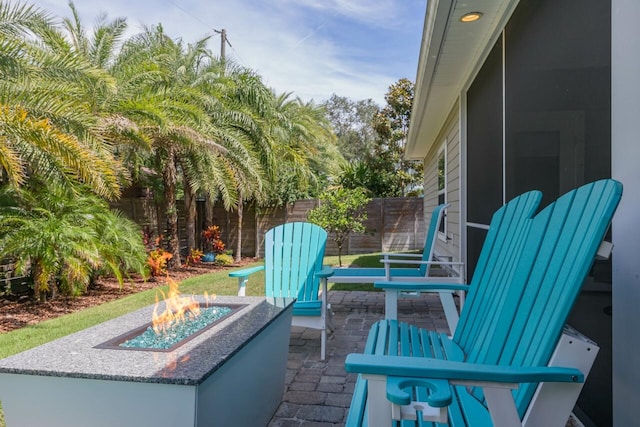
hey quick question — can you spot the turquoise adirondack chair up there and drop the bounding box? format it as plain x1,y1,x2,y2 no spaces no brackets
375,192,541,332
229,222,333,360
345,179,622,427
329,203,465,331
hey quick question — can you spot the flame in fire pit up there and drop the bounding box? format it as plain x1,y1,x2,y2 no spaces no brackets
94,281,244,352
151,278,214,335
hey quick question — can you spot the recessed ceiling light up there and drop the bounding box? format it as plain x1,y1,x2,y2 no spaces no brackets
460,12,483,23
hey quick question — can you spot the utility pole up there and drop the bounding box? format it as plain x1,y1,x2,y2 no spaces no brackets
214,28,228,62
220,29,226,61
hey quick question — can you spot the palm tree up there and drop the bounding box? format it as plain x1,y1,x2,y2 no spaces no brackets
61,2,128,69
209,69,279,262
339,160,373,194
0,1,123,199
0,184,147,300
264,92,342,205
109,26,262,266
171,54,265,258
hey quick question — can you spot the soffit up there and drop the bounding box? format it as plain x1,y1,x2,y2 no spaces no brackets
405,0,519,160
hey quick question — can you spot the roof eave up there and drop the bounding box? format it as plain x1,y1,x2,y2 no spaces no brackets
405,0,453,160
405,0,520,161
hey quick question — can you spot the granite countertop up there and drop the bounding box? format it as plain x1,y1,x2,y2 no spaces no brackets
0,296,294,385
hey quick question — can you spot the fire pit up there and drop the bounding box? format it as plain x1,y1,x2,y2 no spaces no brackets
96,303,245,352
0,295,294,427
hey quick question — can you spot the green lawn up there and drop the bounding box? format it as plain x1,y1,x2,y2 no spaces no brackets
0,252,390,425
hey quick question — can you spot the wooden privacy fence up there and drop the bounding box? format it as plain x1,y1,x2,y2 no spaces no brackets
111,197,426,258
0,259,31,295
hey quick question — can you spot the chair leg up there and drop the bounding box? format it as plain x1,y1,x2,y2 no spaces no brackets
440,292,459,333
384,290,399,320
326,303,335,332
237,277,247,296
458,290,466,309
321,327,326,360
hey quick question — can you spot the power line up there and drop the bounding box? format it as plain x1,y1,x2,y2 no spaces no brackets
163,0,232,60
164,0,215,34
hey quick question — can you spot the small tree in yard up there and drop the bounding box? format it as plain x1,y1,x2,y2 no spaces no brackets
307,187,370,267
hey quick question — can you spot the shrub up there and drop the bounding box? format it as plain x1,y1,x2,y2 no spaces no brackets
147,249,173,276
214,253,234,266
185,249,204,266
0,185,148,300
202,225,226,254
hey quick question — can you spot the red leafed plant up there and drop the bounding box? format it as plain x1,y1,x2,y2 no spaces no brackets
185,249,204,266
147,248,173,276
202,225,226,254
143,230,172,276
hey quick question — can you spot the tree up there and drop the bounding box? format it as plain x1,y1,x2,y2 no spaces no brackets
109,26,251,267
307,187,370,267
370,78,423,197
61,1,128,69
324,81,423,197
322,94,378,163
1,1,346,279
0,1,123,199
211,69,274,262
0,184,147,300
264,93,342,206
339,159,403,197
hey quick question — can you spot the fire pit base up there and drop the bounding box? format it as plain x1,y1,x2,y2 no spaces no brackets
0,296,294,427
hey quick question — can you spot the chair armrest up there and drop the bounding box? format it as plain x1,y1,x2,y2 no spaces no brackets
345,354,584,384
380,252,424,259
380,258,465,267
374,281,469,292
228,265,265,278
316,266,334,278
229,265,265,296
386,376,452,407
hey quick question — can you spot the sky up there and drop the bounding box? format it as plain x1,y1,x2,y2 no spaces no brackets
34,0,426,106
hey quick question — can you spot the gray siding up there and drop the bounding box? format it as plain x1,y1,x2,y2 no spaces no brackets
423,104,462,264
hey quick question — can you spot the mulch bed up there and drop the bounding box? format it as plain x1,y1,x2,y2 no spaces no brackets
0,259,256,334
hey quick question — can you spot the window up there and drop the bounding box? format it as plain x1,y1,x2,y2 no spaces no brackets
437,144,447,240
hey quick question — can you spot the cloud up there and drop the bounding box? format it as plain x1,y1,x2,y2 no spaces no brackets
33,0,425,105
278,0,402,27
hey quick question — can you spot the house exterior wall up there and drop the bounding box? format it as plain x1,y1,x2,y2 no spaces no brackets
611,0,640,424
423,104,462,265
416,1,616,423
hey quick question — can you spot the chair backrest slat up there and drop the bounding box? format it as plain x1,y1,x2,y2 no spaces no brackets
420,203,449,276
284,223,298,297
454,191,542,351
263,222,327,302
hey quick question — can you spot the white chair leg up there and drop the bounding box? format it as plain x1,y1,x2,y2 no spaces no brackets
363,374,393,427
326,303,335,332
523,328,598,427
483,386,522,427
384,290,399,320
237,277,247,296
439,292,459,333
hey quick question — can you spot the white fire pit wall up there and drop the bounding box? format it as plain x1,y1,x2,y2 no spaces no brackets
0,296,294,427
